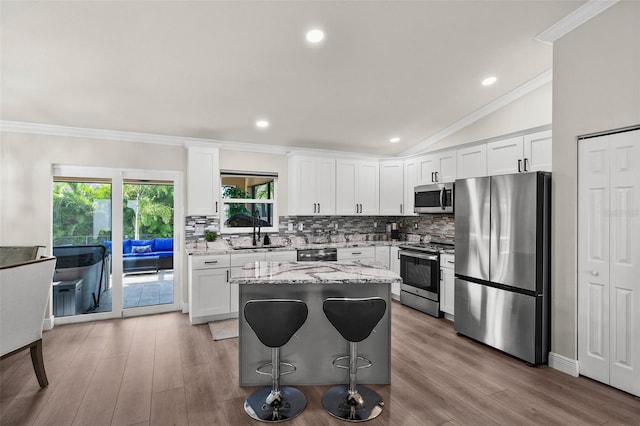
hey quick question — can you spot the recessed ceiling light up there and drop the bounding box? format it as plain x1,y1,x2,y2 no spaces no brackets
256,120,269,128
482,76,497,86
306,29,325,43
390,137,400,144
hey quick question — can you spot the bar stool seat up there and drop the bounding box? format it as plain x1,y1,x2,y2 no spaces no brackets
322,297,387,422
244,299,308,422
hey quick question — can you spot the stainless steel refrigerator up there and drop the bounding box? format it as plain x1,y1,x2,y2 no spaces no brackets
454,172,551,365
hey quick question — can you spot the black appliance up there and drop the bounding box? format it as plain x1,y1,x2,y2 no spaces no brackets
398,242,453,317
296,248,337,261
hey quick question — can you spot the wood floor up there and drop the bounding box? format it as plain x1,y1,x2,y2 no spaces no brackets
1,301,639,425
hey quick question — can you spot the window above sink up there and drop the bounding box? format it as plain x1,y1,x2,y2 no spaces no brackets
219,171,278,235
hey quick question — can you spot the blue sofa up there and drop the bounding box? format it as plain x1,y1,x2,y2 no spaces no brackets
103,238,174,273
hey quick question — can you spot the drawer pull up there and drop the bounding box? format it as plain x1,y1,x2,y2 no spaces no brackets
204,260,219,264
447,260,455,264
352,252,362,255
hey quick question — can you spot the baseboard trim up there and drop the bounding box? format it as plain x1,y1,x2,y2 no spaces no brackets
43,316,54,331
549,352,579,377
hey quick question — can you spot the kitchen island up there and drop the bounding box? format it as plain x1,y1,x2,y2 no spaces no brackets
232,261,400,386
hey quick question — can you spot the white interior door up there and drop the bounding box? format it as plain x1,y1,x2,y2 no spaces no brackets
578,130,640,397
578,136,611,384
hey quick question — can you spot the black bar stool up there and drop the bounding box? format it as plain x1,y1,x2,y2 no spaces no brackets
244,299,309,422
322,297,387,422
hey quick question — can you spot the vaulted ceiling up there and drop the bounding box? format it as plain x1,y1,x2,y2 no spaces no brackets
1,1,585,156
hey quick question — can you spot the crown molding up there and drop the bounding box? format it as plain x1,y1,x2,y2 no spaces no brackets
0,120,385,159
400,68,553,157
535,0,620,45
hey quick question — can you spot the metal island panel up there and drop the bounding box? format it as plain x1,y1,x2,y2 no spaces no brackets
233,261,396,386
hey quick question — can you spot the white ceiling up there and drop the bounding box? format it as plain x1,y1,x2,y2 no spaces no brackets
0,1,585,156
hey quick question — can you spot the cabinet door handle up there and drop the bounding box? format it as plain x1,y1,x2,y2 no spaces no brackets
524,158,529,172
313,203,317,213
440,269,443,281
400,204,403,214
215,201,218,213
397,250,401,259
431,172,435,183
518,159,522,173
204,260,218,264
227,270,229,281
435,171,439,182
355,204,359,214
318,203,320,214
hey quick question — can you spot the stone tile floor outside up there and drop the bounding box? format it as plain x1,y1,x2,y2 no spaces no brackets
94,270,174,312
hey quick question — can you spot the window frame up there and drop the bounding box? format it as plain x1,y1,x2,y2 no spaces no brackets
219,172,278,235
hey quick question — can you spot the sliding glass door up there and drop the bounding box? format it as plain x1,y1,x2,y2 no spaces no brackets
52,166,182,323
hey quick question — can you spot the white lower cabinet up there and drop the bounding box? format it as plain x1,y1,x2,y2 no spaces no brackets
440,253,455,318
337,246,376,263
390,246,401,298
265,250,297,262
374,246,390,268
188,254,231,324
230,252,267,313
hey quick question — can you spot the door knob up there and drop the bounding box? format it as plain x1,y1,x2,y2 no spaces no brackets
590,271,599,276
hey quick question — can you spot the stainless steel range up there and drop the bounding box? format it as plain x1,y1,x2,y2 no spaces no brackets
398,242,454,317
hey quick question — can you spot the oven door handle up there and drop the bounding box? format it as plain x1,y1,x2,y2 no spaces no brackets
399,251,438,261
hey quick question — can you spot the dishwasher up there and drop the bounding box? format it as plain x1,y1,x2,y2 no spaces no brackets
296,247,337,261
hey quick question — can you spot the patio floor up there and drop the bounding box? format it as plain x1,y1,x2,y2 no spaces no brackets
92,270,174,313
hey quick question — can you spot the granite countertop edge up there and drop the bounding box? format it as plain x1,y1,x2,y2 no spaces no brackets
186,240,428,256
229,261,402,285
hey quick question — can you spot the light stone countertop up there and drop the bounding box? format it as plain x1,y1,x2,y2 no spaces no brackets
229,260,402,285
185,239,415,256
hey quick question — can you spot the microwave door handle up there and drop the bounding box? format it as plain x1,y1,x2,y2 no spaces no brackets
440,187,445,210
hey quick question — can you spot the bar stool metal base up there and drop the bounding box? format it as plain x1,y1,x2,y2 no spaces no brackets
244,386,307,423
322,384,384,422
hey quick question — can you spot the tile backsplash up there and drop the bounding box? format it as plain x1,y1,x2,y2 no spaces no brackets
186,214,454,244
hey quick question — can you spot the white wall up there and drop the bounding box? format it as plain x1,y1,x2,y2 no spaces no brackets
0,132,185,247
552,1,640,359
426,82,552,152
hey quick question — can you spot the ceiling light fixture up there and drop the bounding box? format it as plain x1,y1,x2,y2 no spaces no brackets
390,137,400,144
256,120,269,128
482,76,497,86
306,29,325,43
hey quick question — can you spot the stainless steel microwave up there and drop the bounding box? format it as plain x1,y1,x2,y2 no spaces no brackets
414,183,454,214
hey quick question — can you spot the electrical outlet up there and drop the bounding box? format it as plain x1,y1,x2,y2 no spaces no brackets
335,223,339,230
414,223,419,229
298,223,304,231
374,221,377,228
195,224,205,235
288,223,293,232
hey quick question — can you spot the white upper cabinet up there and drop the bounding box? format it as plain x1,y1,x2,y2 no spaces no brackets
404,158,418,215
523,130,552,172
379,160,404,215
487,130,552,175
336,159,379,215
187,146,221,216
457,144,487,179
418,151,456,184
288,156,336,215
